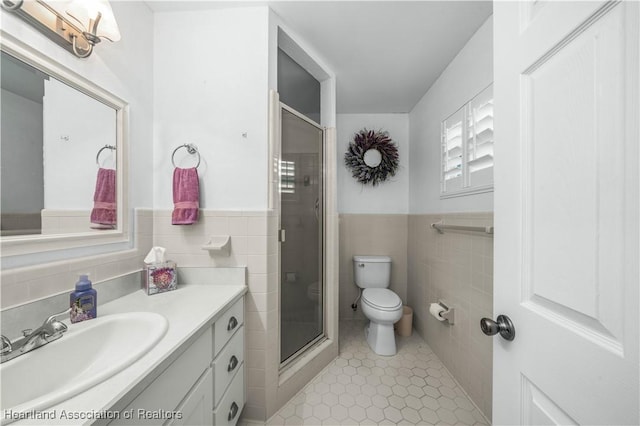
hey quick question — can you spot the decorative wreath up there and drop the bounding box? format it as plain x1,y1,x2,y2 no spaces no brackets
344,129,399,186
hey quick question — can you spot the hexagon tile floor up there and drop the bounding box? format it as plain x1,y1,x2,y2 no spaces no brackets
258,320,489,426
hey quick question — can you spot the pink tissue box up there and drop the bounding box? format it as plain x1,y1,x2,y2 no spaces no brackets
144,261,178,295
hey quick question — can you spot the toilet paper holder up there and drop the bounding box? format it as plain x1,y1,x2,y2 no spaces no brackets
437,300,455,325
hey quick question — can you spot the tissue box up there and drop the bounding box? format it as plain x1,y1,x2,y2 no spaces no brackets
144,261,177,295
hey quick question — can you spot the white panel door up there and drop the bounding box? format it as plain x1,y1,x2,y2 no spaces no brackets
493,1,639,424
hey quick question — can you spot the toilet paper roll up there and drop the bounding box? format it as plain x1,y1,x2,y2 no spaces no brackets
429,303,446,321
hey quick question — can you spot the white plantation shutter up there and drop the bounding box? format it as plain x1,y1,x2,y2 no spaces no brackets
467,85,494,187
441,84,494,197
441,107,464,193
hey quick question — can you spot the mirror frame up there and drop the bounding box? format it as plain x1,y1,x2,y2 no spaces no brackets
0,30,129,257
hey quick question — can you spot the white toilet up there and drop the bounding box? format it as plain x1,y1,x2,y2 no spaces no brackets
353,255,403,356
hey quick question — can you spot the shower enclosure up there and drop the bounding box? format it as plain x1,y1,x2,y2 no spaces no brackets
279,105,325,366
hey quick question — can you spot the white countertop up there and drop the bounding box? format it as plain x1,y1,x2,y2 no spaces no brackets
6,281,247,425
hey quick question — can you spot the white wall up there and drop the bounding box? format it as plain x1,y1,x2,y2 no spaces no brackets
337,113,409,214
153,7,270,211
1,88,43,214
43,78,116,209
109,2,155,211
409,16,493,214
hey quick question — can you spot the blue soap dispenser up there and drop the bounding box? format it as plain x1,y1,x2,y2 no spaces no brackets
70,274,97,323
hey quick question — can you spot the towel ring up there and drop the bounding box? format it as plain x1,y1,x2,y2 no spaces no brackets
95,145,116,166
172,143,201,168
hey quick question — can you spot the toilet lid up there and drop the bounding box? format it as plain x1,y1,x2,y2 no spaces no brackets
362,288,402,311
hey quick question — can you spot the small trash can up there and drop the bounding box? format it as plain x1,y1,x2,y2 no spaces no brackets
395,305,413,337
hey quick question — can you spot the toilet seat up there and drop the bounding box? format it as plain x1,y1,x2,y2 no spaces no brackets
362,288,402,311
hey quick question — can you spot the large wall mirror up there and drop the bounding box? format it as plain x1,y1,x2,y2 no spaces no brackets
0,32,128,256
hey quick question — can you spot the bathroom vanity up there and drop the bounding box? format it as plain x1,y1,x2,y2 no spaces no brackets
1,268,247,426
112,297,245,426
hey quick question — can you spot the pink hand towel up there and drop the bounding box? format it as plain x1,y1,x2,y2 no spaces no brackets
172,167,200,225
90,168,116,228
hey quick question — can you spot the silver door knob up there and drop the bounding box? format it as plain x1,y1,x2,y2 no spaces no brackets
480,314,515,341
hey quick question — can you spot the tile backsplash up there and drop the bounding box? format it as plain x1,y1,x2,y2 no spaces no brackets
0,209,153,310
1,271,141,339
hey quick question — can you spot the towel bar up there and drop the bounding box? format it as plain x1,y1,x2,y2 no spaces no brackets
171,143,201,168
431,221,494,235
95,144,116,166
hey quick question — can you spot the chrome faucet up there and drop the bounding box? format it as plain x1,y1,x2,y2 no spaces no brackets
1,309,69,363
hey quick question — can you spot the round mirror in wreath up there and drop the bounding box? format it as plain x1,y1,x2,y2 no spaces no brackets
344,129,399,186
363,149,382,167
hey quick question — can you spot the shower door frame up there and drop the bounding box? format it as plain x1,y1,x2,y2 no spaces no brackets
278,102,327,370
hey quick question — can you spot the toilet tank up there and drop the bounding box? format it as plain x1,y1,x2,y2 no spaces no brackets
353,255,391,289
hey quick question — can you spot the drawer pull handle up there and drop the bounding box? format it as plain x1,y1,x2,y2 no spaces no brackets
227,316,238,331
228,355,239,372
228,402,239,421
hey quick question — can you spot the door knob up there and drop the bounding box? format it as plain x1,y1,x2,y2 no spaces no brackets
480,314,515,341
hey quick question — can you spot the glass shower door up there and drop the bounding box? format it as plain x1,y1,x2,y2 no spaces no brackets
280,105,324,365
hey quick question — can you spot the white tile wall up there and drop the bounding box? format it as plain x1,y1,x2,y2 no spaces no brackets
0,209,153,309
40,210,93,234
152,209,277,422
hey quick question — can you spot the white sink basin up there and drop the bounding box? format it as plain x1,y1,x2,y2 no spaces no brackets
0,312,168,422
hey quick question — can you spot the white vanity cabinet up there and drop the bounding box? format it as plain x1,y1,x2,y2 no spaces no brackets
171,367,214,425
110,297,245,426
211,298,245,426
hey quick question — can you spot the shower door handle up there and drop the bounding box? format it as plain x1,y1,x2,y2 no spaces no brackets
278,229,286,243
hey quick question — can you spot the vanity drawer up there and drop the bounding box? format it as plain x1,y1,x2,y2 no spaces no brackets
213,298,244,356
213,368,244,426
213,325,244,406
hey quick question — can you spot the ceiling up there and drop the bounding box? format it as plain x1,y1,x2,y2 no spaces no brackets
146,1,493,113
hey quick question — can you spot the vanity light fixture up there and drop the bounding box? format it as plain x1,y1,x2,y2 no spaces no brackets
1,0,120,58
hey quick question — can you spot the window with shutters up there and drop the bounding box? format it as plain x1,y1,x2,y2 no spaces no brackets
441,84,494,198
280,160,296,194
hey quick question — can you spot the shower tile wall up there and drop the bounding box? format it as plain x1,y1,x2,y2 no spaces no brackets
407,213,493,420
339,214,408,321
